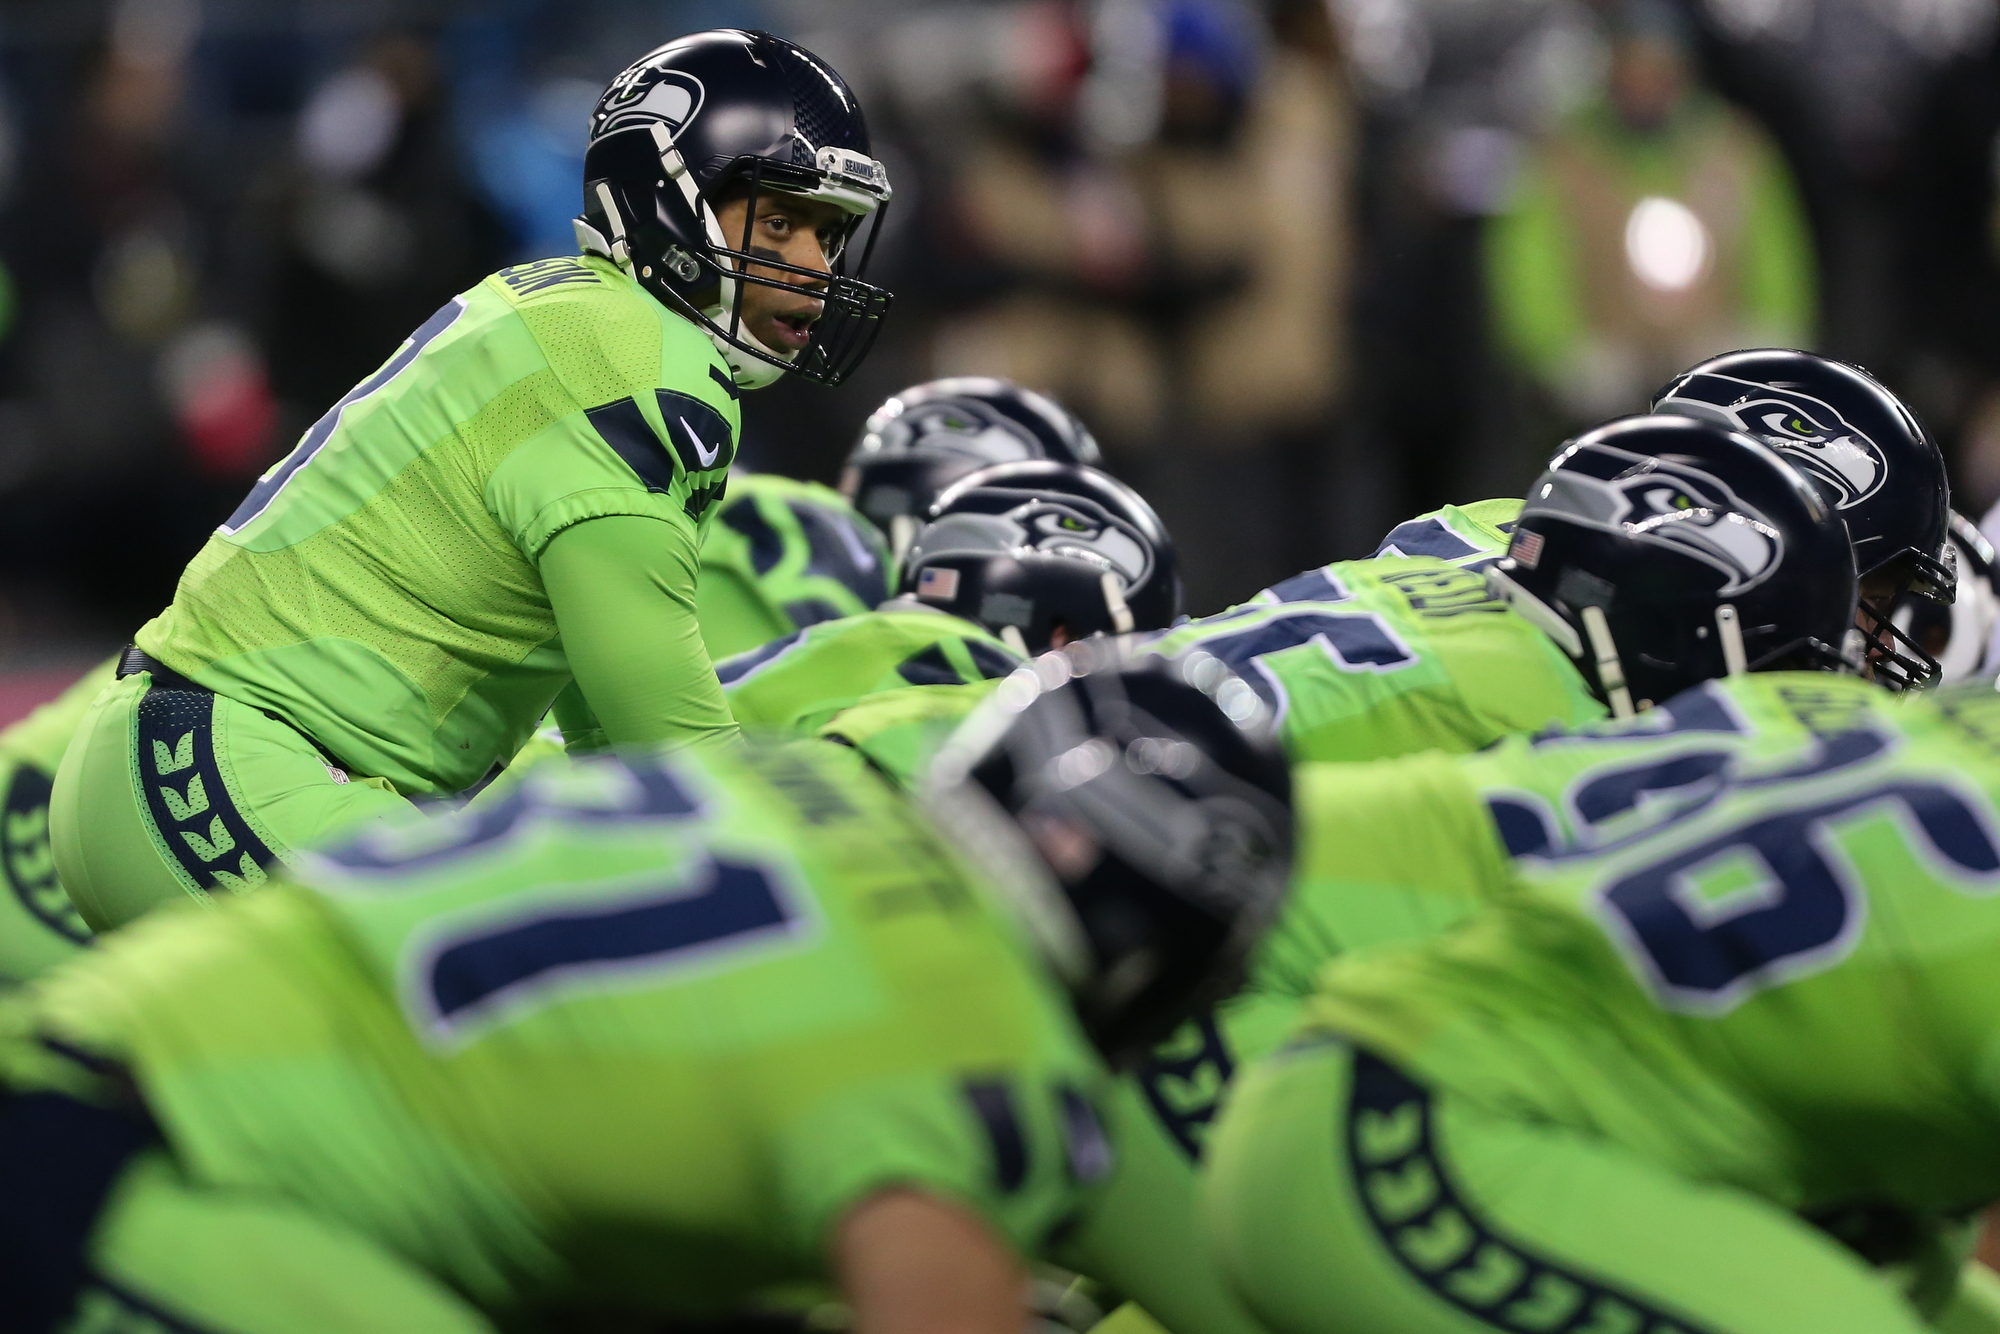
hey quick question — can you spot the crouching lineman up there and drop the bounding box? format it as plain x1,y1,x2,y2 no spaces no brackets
1052,411,1866,1334
725,461,1179,764
1384,350,1955,689
1205,673,2000,1334
0,650,1292,1333
51,30,897,932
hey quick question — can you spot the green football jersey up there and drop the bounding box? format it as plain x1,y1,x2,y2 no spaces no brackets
1364,498,1522,567
1147,555,1603,763
1308,671,2000,1218
12,737,1109,1316
698,473,895,662
819,682,1003,790
136,254,739,797
718,607,1021,737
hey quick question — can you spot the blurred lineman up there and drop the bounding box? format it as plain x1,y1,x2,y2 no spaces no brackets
50,31,896,932
1208,672,2000,1334
840,377,1105,562
0,653,1294,1334
695,472,894,662
730,462,1181,782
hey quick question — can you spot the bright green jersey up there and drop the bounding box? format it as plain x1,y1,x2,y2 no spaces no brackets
698,473,895,662
1309,672,2000,1219
1146,555,1603,763
1364,498,1523,567
820,682,1003,790
136,254,739,796
718,607,1021,737
14,737,1108,1316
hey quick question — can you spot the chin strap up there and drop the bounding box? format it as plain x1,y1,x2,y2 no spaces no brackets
1101,573,1135,635
1716,603,1748,676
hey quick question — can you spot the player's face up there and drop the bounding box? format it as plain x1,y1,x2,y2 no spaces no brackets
1857,568,1907,679
712,193,848,358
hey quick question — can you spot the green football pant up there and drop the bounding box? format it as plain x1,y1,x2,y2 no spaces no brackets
0,753,92,985
1205,1039,1931,1334
49,672,410,932
67,1152,495,1334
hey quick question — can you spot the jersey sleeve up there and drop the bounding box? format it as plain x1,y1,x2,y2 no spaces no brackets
539,514,737,751
774,1067,1109,1264
484,269,739,563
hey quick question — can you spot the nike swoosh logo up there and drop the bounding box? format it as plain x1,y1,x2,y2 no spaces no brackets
679,416,721,470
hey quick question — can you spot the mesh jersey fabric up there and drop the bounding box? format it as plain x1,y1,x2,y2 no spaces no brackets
135,254,739,797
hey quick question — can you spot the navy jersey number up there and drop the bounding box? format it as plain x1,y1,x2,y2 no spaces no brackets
1597,778,2000,1013
1181,609,1418,721
223,297,468,534
410,853,814,1045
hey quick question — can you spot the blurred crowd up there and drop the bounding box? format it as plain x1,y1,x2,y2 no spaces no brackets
0,0,1997,650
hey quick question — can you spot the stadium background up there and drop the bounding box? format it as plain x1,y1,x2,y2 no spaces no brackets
0,0,1996,722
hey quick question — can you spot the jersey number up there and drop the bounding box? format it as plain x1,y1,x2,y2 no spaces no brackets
1182,610,1417,722
1597,776,2000,1013
222,297,468,534
411,854,812,1045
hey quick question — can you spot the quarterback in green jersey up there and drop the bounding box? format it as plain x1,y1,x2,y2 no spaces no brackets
697,472,895,661
1206,668,2000,1334
0,650,1293,1334
50,31,897,932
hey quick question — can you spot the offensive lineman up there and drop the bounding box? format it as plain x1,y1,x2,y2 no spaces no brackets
0,652,1293,1333
50,31,895,932
1046,411,1866,1334
1206,670,2000,1334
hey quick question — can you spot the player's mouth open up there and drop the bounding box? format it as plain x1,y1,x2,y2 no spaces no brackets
768,308,820,351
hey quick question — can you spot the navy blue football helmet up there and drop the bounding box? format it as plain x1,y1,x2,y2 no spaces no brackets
1489,415,1862,717
842,378,1104,559
922,640,1293,1062
1654,349,1952,690
902,462,1181,655
576,30,892,389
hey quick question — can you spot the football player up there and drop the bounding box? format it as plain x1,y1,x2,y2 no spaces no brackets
1207,668,2000,1334
49,31,895,933
1373,350,1956,695
0,651,1291,1334
1657,349,1955,690
1048,410,1864,1334
841,377,1106,561
725,463,1179,770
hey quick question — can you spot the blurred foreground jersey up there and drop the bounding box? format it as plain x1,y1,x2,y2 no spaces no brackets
9,737,1106,1313
1311,672,2000,1216
718,609,1021,737
136,254,738,796
1146,555,1602,762
698,474,895,662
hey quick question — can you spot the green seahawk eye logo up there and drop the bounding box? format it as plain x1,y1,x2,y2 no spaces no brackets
594,67,705,143
1660,372,1886,511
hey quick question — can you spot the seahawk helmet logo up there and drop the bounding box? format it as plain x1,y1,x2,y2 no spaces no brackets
892,401,1040,466
1006,497,1155,590
1659,372,1887,510
592,63,705,145
1528,446,1785,596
